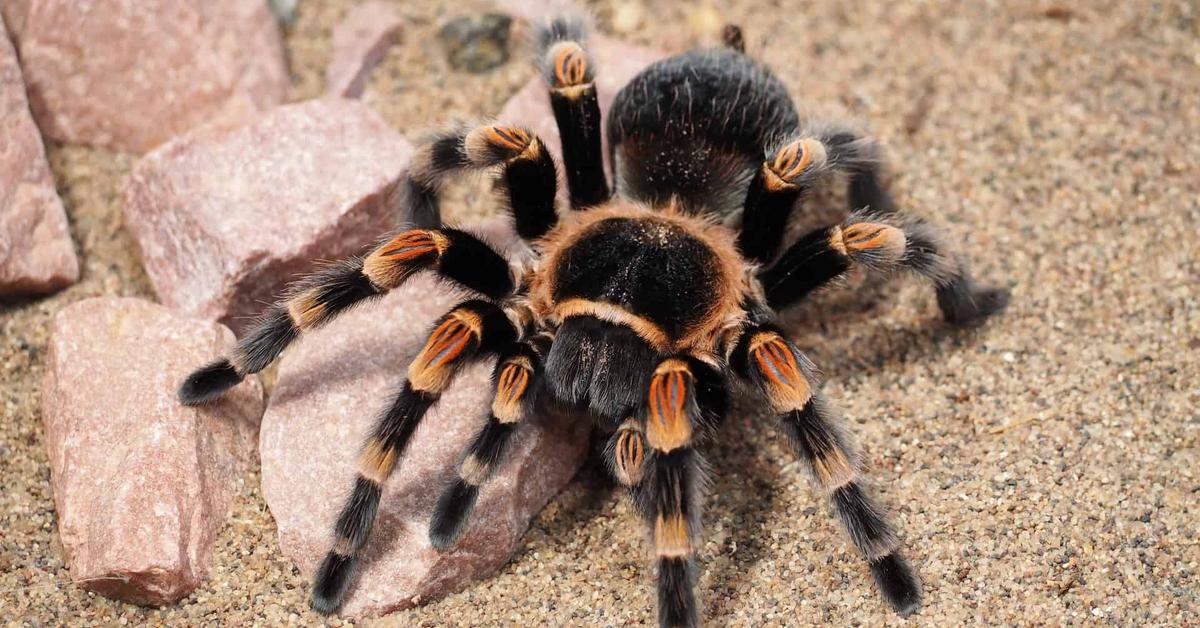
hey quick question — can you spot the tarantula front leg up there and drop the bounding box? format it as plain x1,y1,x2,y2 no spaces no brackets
428,333,550,548
409,124,560,239
176,227,514,405
617,356,727,628
310,299,517,613
536,16,609,208
728,324,921,615
759,211,1009,324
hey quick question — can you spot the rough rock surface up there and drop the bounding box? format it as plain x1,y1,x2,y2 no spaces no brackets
496,35,663,204
325,1,404,99
41,297,263,606
122,98,412,332
260,219,591,618
0,12,77,296
0,0,287,153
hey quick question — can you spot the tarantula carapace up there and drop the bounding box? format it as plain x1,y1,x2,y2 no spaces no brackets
179,17,1007,627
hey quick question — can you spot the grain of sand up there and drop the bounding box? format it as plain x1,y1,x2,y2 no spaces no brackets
2,1,1197,625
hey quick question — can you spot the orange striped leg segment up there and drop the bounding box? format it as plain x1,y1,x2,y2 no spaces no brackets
177,228,512,407
730,326,921,616
429,344,541,549
310,300,516,614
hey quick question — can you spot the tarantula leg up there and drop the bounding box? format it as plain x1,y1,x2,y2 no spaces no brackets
177,228,513,405
729,326,922,616
536,16,609,208
406,125,560,239
605,418,647,488
637,357,710,628
759,211,1009,324
738,136,829,262
429,338,544,548
311,300,516,614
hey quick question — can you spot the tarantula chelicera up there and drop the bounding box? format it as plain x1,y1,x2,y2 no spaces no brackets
179,17,1007,626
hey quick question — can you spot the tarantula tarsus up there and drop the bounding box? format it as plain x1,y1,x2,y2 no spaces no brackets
179,17,1008,627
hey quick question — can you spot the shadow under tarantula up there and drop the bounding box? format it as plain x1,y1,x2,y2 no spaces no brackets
179,17,1008,627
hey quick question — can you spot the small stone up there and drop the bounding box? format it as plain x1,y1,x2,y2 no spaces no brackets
42,297,263,606
269,0,299,27
122,98,412,332
496,36,664,205
325,1,404,99
260,219,591,618
438,14,513,73
0,11,77,296
0,0,288,153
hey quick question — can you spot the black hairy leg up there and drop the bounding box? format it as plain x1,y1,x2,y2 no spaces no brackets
406,124,560,238
729,325,921,616
759,211,1009,324
536,16,609,208
632,357,726,628
429,337,546,548
310,300,517,614
177,228,513,406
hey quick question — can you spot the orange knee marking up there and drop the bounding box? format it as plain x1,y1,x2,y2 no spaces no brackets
409,310,482,393
363,230,446,289
832,223,907,262
764,138,827,191
749,333,811,411
551,42,588,87
492,357,532,423
613,422,645,486
654,513,693,558
646,360,694,452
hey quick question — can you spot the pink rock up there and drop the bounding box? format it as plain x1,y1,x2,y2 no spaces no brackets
0,0,287,153
41,297,263,606
325,2,404,99
260,219,591,619
0,12,77,296
496,34,664,204
122,98,412,333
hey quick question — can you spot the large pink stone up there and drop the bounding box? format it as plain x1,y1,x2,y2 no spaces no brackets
496,34,664,204
41,297,263,606
122,98,412,332
0,0,288,153
325,1,404,99
261,220,591,619
0,11,77,296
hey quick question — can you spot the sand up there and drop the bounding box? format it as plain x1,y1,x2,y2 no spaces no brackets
2,0,1197,625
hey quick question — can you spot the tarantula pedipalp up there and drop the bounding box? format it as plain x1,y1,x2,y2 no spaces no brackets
178,17,1008,627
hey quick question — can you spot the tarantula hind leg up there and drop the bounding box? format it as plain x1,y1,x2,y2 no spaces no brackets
177,227,513,406
730,326,921,615
310,299,516,614
759,211,1009,324
428,338,545,548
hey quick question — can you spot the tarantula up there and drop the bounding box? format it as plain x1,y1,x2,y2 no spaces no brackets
179,17,1007,627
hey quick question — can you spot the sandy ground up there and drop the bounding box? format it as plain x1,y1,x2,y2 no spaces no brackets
2,0,1198,625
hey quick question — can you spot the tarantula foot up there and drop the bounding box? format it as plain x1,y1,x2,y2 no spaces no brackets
310,552,356,615
764,137,828,190
869,553,922,617
178,359,243,406
465,125,537,165
937,279,1010,325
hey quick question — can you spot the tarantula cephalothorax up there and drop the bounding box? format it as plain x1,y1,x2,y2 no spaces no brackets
179,18,1007,627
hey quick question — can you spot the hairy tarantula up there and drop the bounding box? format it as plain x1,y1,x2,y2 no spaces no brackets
179,17,1007,627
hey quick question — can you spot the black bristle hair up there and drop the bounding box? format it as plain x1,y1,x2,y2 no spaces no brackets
657,557,699,628
869,552,922,617
937,272,1011,325
235,306,298,374
310,552,358,615
178,359,243,405
429,478,480,550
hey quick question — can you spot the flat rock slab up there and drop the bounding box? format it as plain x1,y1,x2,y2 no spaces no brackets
0,0,287,153
123,98,412,333
41,297,263,606
325,1,404,99
261,220,591,619
0,11,77,296
497,34,664,205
